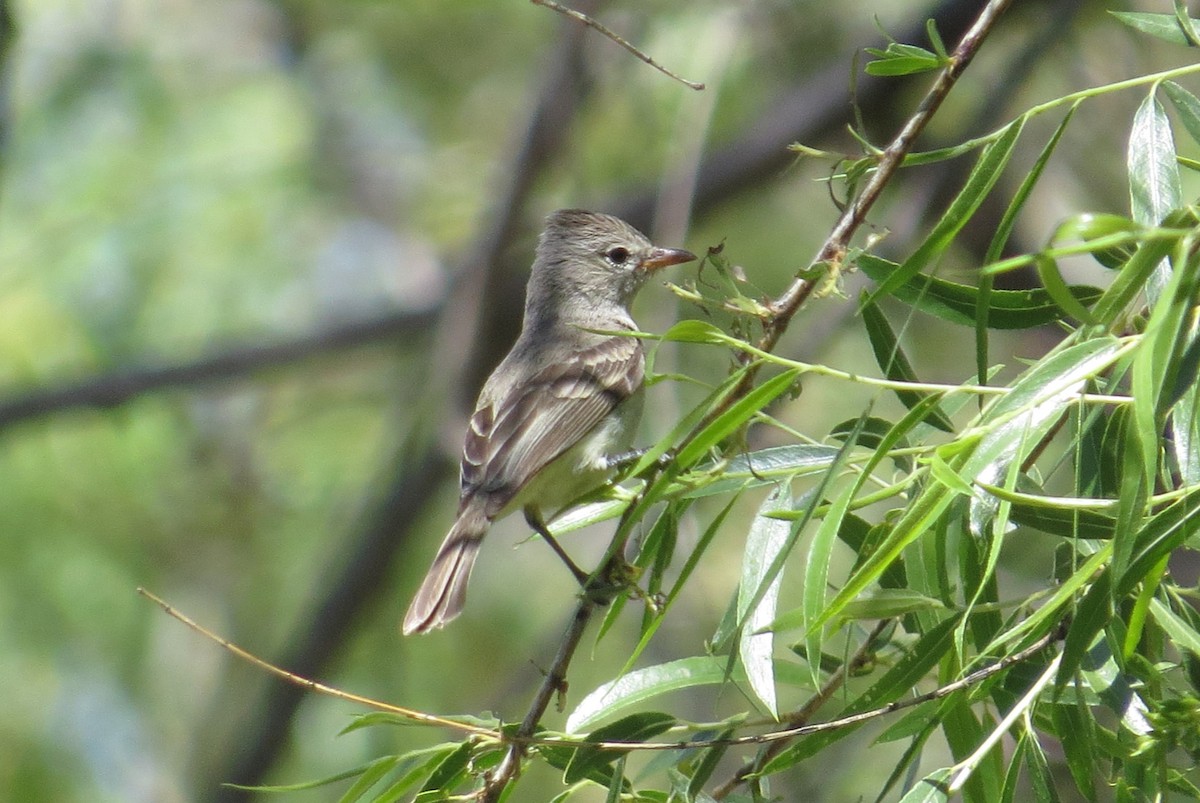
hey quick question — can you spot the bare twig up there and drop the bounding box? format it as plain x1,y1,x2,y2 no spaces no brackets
531,0,705,90
142,585,1061,759
138,588,495,737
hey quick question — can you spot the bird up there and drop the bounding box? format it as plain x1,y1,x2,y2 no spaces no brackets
403,209,696,634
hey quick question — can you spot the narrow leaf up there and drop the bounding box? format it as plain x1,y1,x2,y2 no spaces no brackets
1111,11,1200,45
865,118,1024,307
857,254,1101,329
1128,89,1181,300
860,297,954,431
563,712,676,785
674,369,800,469
739,484,790,716
763,614,964,772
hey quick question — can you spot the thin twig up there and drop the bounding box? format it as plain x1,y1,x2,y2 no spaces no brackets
141,585,1060,757
531,0,705,90
137,588,496,738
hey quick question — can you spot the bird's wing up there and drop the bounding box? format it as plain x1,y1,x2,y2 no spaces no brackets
460,334,643,517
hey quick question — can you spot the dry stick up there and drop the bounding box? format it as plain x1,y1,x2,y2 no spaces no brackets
531,0,705,90
140,585,1061,756
136,588,495,738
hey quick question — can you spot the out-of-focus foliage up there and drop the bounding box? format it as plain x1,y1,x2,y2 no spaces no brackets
3,1,1200,802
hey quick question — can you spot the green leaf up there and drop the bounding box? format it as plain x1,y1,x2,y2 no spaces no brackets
1036,255,1098,325
682,444,840,499
687,728,733,799
857,254,1102,329
372,750,466,803
563,712,676,785
1048,700,1098,799
1055,570,1111,690
1148,598,1200,659
1134,240,1200,487
978,483,1117,539
1112,401,1153,590
897,768,952,803
928,452,973,497
631,363,753,478
802,473,858,685
865,42,942,76
618,496,739,672
860,296,954,431
1116,487,1200,597
568,655,805,733
1163,81,1200,147
223,759,391,794
419,741,472,794
864,118,1023,308
1089,210,1191,324
338,755,402,803
839,588,947,619
1128,88,1181,300
979,106,1078,381
674,368,801,469
660,319,729,345
1111,11,1200,45
821,338,1124,630
739,484,789,716
604,755,625,803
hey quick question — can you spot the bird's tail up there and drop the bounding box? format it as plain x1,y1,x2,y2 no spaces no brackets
402,505,488,635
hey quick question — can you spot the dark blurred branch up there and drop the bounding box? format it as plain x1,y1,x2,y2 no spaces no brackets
0,308,437,431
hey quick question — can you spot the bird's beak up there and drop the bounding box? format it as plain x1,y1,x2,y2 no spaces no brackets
640,246,697,272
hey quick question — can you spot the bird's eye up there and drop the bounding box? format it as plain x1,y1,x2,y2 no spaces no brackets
605,246,630,265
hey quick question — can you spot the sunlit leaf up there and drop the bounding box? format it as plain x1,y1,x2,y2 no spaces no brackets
864,118,1023,308
674,369,800,469
1128,89,1181,300
739,484,789,716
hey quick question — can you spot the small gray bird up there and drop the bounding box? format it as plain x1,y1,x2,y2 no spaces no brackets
403,209,696,634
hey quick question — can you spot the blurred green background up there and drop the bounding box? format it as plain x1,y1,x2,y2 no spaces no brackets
0,0,1193,800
